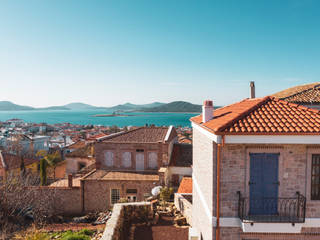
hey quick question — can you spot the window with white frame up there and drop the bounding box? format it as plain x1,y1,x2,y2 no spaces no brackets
104,151,114,167
148,152,158,169
122,152,132,168
111,189,120,204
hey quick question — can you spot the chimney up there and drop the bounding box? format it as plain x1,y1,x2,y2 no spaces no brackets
202,100,214,123
250,81,255,98
68,174,73,188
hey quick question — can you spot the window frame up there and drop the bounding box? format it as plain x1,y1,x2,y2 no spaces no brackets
110,188,120,204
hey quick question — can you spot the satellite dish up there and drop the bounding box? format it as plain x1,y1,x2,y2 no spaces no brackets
151,186,162,196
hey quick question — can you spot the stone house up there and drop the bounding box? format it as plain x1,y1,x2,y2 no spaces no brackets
0,150,39,181
167,143,192,188
65,144,95,175
190,97,320,240
80,126,177,212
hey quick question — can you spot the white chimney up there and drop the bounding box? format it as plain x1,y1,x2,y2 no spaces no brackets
202,100,214,123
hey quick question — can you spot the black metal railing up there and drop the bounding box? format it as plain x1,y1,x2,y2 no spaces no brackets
237,191,306,223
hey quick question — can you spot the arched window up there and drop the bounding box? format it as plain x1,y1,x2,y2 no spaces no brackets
105,151,114,167
122,152,132,168
148,152,158,169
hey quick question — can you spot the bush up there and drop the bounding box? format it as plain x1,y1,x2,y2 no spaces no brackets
160,187,174,202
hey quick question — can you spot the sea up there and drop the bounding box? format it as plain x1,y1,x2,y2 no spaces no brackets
0,110,198,127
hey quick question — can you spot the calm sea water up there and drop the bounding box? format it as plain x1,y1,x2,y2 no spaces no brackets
0,110,198,127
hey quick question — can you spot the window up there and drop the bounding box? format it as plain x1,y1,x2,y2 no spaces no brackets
122,152,132,168
126,189,137,194
111,189,120,204
78,162,86,170
104,151,114,167
312,154,320,200
148,152,158,169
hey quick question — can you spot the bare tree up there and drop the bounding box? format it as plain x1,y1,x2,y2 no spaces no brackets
0,172,56,239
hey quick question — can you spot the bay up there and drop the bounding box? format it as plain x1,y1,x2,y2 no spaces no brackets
0,110,198,127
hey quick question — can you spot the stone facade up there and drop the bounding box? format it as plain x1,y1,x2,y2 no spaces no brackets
192,126,320,239
95,142,170,172
81,178,158,212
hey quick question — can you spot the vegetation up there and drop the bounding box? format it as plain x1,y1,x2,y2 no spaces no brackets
160,187,174,202
14,229,95,240
139,101,202,113
36,150,62,184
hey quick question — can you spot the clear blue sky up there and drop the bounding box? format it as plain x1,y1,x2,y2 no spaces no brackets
0,0,320,107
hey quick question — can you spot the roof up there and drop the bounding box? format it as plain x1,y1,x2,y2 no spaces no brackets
49,177,81,187
274,84,320,105
272,82,320,99
170,143,192,167
0,151,39,170
65,145,94,158
190,96,320,135
177,177,192,194
67,141,86,150
102,127,170,143
84,170,159,181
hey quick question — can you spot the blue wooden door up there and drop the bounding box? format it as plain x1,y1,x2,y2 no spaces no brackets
249,153,279,215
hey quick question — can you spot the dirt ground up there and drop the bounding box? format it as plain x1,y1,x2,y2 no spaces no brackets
42,223,105,232
133,214,188,240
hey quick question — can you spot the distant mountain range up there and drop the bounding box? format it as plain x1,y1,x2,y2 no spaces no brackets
0,100,204,113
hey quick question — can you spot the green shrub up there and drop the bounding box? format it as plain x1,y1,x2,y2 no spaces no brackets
78,229,94,236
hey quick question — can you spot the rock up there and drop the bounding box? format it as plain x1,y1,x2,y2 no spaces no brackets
175,216,187,226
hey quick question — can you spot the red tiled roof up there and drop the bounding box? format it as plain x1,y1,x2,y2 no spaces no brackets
272,82,320,99
177,177,192,194
277,86,320,104
102,127,170,143
191,96,320,135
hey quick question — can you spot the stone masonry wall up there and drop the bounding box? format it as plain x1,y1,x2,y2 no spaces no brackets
101,202,152,240
220,144,320,218
82,179,158,212
95,142,165,171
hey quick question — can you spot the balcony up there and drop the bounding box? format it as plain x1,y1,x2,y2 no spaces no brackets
237,191,306,223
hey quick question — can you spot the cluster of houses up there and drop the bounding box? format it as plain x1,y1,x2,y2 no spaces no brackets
2,82,320,239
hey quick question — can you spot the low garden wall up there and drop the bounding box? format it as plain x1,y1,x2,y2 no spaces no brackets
174,193,192,225
101,202,152,240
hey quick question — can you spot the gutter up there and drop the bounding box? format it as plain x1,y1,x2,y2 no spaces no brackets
216,135,224,240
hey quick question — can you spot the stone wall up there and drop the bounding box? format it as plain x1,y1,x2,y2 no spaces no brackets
82,179,157,212
29,186,82,216
220,144,320,218
174,193,192,224
101,202,152,240
95,142,167,171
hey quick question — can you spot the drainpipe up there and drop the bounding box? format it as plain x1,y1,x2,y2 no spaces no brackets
216,135,224,240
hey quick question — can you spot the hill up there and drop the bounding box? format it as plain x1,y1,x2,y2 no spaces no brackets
0,101,35,111
139,101,202,112
63,102,100,110
105,102,165,111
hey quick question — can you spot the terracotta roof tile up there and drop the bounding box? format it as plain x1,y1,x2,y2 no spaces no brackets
272,82,320,104
177,177,192,194
190,96,320,135
85,170,159,181
102,127,171,143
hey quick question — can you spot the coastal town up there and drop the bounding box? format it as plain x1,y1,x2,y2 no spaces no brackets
2,82,320,239
2,1,320,240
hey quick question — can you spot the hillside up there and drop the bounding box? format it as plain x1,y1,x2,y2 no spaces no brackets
139,101,202,113
105,102,165,111
63,102,100,110
0,101,35,111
